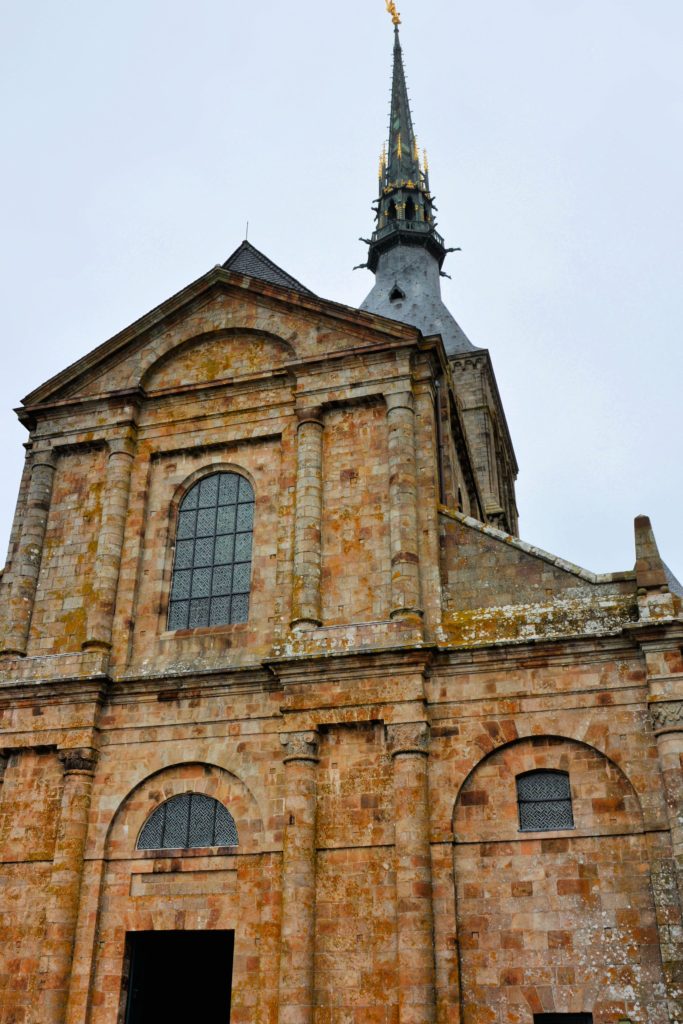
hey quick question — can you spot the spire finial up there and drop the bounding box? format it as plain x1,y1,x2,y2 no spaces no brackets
385,0,401,26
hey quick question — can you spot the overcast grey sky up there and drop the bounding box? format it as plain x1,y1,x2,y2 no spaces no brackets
1,0,681,575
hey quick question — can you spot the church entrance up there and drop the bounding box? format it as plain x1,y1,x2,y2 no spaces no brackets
534,1016,593,1023
124,930,234,1023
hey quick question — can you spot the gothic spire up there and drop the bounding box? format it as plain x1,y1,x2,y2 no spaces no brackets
385,24,422,190
360,10,475,355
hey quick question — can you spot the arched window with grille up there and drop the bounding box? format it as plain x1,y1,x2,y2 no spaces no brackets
516,770,574,832
137,793,239,850
168,472,254,631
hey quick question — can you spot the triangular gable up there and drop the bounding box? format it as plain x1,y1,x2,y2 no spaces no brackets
20,256,418,410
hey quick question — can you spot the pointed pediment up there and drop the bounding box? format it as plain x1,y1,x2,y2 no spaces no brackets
20,250,418,412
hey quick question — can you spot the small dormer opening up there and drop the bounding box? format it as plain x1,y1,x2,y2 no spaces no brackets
387,200,397,221
389,286,406,303
405,197,416,221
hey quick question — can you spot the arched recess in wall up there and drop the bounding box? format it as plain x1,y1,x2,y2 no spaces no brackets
451,737,659,1024
452,735,644,842
80,765,270,1024
104,761,264,860
140,328,296,393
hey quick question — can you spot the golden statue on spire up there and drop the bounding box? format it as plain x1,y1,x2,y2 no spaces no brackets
385,0,401,26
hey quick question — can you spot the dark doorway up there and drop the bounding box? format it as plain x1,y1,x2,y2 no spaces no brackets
124,930,234,1024
534,1016,593,1023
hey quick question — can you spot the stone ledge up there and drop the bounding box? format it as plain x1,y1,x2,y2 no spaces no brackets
0,650,109,686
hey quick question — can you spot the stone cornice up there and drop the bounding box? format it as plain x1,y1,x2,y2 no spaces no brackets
265,645,435,688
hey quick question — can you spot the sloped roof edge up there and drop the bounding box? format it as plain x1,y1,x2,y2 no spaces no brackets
439,506,635,585
21,264,421,409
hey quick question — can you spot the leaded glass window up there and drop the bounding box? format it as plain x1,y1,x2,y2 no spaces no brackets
137,793,239,850
168,472,254,631
516,770,574,832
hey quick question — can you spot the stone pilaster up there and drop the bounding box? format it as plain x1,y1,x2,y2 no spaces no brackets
387,721,436,1024
82,432,136,652
39,747,98,1024
291,408,324,629
278,731,320,1024
0,447,57,657
650,699,683,904
386,391,422,621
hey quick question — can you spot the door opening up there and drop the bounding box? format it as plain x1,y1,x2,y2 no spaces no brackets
123,930,234,1024
534,1016,593,1023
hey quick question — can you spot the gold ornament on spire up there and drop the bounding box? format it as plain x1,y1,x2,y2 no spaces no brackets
379,145,387,181
385,0,401,26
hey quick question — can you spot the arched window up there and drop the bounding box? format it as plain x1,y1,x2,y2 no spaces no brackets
137,793,238,850
405,197,416,221
516,770,574,832
389,286,406,303
168,472,254,631
387,199,397,221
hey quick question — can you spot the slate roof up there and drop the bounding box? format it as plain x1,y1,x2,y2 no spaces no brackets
664,562,683,598
223,241,314,296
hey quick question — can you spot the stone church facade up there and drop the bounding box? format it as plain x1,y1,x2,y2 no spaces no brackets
0,15,682,1024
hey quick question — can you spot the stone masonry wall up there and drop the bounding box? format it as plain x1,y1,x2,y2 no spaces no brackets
321,404,391,625
0,749,63,1023
27,448,106,656
454,737,664,1023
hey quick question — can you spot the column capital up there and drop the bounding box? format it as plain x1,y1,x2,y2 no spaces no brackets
107,432,137,459
59,747,99,775
280,730,320,764
296,405,324,429
386,720,431,757
650,700,683,734
385,390,415,415
29,446,58,471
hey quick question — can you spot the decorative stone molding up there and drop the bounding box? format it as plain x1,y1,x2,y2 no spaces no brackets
650,700,683,733
386,721,431,757
58,748,99,775
280,731,320,764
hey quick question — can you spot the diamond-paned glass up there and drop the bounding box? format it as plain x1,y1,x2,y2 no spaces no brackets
137,793,239,850
168,472,254,630
517,771,574,832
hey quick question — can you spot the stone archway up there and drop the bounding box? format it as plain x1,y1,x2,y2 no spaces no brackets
66,761,275,1024
452,736,667,1024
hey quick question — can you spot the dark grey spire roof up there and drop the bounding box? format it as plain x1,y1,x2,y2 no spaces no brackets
223,241,314,296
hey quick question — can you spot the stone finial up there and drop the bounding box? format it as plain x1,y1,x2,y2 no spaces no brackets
386,721,431,757
281,731,320,764
634,516,676,621
58,748,99,775
635,515,669,591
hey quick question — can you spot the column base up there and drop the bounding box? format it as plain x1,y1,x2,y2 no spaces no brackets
81,639,113,654
0,647,26,660
290,618,322,631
